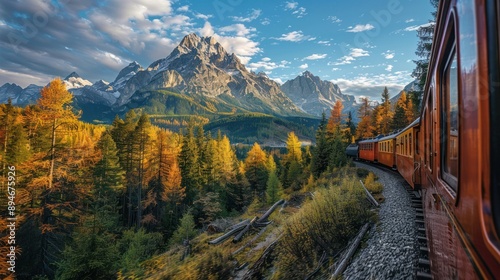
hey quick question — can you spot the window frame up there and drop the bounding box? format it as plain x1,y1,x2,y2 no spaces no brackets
440,43,459,191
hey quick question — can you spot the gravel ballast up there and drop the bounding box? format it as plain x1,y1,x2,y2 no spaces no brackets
343,162,417,279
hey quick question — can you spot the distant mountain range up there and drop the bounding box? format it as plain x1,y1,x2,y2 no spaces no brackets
0,33,413,124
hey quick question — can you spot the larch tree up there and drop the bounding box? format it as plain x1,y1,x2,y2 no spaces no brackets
376,87,394,135
244,142,269,199
356,97,374,139
284,132,302,164
37,78,78,189
326,100,344,136
282,132,303,190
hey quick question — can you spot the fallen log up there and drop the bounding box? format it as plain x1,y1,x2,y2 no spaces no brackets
226,219,251,232
232,224,269,256
233,217,257,243
254,221,272,227
360,180,379,207
208,220,249,245
257,199,285,223
332,223,370,277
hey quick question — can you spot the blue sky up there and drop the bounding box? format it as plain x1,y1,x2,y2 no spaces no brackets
0,0,434,100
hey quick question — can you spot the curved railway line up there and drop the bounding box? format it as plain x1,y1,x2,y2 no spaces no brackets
341,162,431,279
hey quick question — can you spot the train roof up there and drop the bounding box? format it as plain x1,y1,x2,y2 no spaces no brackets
378,134,397,141
396,117,420,136
358,138,379,144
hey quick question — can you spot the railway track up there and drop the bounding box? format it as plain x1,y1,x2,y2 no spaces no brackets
342,161,432,279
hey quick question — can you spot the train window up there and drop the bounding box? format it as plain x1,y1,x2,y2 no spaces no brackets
409,133,412,157
441,48,459,190
405,134,408,156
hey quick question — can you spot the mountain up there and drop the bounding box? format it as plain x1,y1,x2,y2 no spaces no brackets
115,33,303,116
390,80,421,104
63,72,93,89
281,71,357,118
0,83,42,106
0,34,317,121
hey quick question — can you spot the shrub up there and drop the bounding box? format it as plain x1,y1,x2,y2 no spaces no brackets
364,172,383,194
273,176,373,279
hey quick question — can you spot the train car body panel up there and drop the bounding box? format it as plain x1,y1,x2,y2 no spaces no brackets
358,139,377,162
378,134,396,168
396,118,420,189
419,0,500,278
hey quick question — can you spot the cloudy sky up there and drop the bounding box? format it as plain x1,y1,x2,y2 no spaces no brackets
0,0,434,100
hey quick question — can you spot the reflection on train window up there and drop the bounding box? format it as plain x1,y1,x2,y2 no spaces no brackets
442,49,459,190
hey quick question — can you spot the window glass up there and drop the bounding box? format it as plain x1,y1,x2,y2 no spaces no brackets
410,132,413,157
442,50,459,189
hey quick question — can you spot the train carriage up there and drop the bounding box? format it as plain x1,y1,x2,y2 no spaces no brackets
358,138,378,162
419,0,500,278
377,134,396,169
345,143,359,159
395,118,420,189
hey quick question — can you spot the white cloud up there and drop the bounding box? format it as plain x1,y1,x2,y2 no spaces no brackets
231,9,261,22
383,50,395,59
405,18,415,23
304,53,327,60
194,13,213,20
351,48,370,58
95,50,128,70
200,21,215,37
285,1,299,10
318,40,331,46
88,0,195,58
0,68,52,88
248,58,289,71
333,48,369,65
261,18,271,25
405,22,433,31
346,24,375,33
331,71,411,101
385,64,393,71
285,1,307,18
332,68,340,71
199,22,261,65
219,24,256,37
271,77,284,85
177,5,189,12
274,30,311,42
328,16,342,23
292,7,307,18
299,63,308,69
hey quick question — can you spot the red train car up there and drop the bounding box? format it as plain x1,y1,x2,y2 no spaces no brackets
358,138,377,162
377,134,396,169
395,118,420,189
419,0,500,278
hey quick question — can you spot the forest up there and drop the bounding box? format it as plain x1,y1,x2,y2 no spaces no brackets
0,78,415,279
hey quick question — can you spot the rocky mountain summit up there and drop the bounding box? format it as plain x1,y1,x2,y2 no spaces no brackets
281,71,357,117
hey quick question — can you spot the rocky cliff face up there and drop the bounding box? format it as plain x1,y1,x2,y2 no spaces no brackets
281,71,357,117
